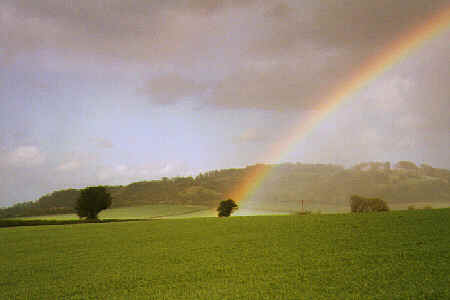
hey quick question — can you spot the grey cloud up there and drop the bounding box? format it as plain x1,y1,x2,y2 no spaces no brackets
0,146,46,167
145,73,209,104
95,161,195,185
2,0,448,62
1,0,448,168
137,1,449,110
232,129,271,144
91,138,114,149
56,160,81,172
1,0,257,66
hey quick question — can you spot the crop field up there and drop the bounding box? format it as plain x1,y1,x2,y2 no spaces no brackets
12,204,208,221
161,208,292,219
1,209,449,299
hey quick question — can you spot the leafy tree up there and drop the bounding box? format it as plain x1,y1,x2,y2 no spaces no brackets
217,199,238,217
75,186,112,220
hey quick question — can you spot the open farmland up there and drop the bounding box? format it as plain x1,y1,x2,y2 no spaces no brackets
1,209,449,299
11,204,208,221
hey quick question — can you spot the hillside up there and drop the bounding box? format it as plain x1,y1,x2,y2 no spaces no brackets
1,161,449,218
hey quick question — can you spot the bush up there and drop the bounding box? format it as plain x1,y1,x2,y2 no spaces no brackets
217,199,238,217
408,205,415,210
350,195,389,213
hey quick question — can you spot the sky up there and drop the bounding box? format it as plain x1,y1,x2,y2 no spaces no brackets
1,0,449,207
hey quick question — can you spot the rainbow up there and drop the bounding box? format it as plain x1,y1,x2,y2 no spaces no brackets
229,5,450,205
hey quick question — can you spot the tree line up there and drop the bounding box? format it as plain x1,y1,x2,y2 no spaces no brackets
1,161,449,218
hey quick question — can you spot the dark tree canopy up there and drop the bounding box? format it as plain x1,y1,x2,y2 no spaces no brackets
75,186,112,220
350,195,389,213
217,199,238,217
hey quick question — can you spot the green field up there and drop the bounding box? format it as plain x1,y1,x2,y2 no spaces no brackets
9,201,448,222
11,205,294,221
12,204,209,220
1,209,449,299
161,208,292,219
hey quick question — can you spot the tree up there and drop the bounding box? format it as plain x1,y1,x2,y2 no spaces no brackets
75,186,112,220
350,195,389,213
217,199,238,217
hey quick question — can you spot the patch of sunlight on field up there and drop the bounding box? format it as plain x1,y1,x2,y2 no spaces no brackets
15,213,78,221
12,202,448,221
160,209,217,219
14,204,208,220
388,202,450,210
254,201,450,214
162,208,292,219
232,208,291,216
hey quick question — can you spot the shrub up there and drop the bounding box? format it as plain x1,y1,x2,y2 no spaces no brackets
423,205,432,210
217,199,238,217
350,195,389,213
408,205,415,210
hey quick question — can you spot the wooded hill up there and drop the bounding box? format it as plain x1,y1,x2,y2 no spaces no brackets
1,161,449,218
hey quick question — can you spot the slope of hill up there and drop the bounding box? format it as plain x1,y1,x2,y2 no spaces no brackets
1,161,449,218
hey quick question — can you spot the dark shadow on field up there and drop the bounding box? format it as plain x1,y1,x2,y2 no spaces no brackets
0,218,152,228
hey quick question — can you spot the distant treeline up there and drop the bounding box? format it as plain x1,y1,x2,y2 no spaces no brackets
1,161,449,218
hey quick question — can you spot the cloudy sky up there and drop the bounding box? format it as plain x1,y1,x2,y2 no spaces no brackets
1,0,449,206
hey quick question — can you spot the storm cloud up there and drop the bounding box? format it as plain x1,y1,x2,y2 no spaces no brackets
2,1,449,110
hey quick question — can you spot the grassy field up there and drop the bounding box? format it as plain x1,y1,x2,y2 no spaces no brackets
252,201,450,214
161,208,292,219
12,204,208,221
1,209,449,299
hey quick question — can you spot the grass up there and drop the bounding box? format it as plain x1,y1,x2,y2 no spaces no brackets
11,204,209,221
161,208,293,219
1,208,449,299
0,218,150,228
254,201,450,214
